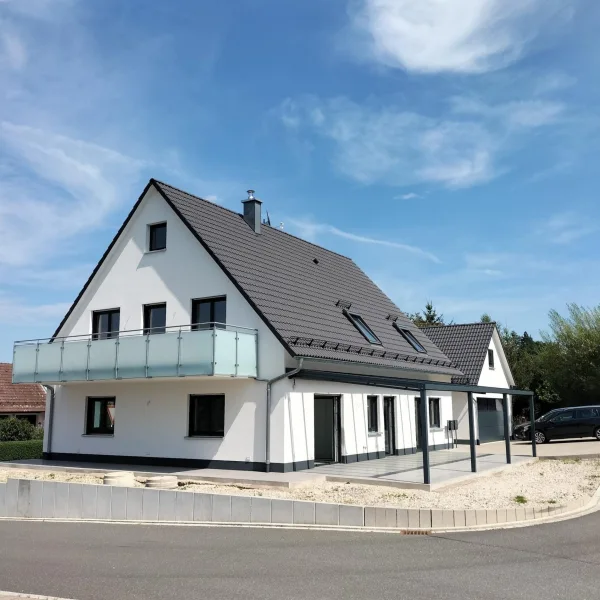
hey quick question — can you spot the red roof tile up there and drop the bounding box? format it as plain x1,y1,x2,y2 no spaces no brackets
0,363,46,413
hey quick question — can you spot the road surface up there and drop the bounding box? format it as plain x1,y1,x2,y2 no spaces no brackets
0,512,599,600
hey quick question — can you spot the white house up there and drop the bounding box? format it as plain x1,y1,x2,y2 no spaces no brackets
12,179,467,472
422,323,515,444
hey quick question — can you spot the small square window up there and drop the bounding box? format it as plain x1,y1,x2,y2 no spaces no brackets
345,312,381,345
189,394,225,437
394,323,427,353
192,297,226,330
429,398,441,428
488,349,495,369
144,303,166,334
86,397,115,435
148,222,167,251
367,396,379,432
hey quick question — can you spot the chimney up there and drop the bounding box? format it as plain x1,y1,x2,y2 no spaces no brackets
242,189,262,233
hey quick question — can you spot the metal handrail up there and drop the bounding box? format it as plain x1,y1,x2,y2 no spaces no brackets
14,322,258,345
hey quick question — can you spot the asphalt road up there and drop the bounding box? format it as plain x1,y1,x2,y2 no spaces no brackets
1,512,600,600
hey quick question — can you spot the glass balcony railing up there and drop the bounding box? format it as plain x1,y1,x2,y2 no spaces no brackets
12,324,258,384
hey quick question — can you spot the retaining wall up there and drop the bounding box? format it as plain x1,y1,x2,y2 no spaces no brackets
0,479,592,530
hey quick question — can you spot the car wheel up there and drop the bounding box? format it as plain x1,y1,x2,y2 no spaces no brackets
534,431,547,444
594,427,600,441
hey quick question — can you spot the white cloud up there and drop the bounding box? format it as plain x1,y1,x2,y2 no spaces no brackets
535,212,597,244
1,30,26,69
287,217,441,263
395,192,420,200
348,0,572,74
0,293,70,326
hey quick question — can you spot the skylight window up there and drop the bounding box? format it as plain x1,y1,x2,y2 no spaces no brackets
394,323,427,353
345,312,381,345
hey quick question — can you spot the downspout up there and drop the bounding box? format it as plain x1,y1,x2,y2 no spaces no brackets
42,385,55,457
265,358,304,473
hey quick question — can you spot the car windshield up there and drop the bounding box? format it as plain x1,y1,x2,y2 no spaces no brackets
537,410,561,422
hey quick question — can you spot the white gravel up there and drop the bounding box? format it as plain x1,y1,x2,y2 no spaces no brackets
1,459,598,510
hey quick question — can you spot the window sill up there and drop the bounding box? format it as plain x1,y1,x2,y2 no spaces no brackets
145,249,166,255
184,435,224,440
368,431,382,437
81,434,114,438
429,427,444,432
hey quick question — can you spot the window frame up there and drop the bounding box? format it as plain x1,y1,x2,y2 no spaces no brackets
478,398,498,412
92,308,120,340
344,311,381,345
488,348,495,369
428,397,441,428
148,222,167,252
85,397,115,436
188,394,225,438
191,296,227,330
393,323,427,353
143,303,167,335
367,395,379,433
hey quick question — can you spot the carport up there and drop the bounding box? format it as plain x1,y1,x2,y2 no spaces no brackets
294,370,536,484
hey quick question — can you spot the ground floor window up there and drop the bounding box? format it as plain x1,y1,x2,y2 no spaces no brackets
16,415,37,425
478,398,498,411
189,394,225,437
86,397,115,435
429,398,441,428
367,395,378,432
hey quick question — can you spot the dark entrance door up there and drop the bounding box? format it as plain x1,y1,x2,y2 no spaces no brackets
383,397,395,455
414,397,422,450
314,396,341,464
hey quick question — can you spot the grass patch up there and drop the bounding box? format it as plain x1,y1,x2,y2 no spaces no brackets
561,458,582,464
546,499,557,505
0,439,43,462
513,495,528,505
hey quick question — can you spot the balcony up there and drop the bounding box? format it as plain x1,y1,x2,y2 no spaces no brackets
12,324,258,384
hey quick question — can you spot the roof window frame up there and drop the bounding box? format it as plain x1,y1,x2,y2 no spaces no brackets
344,310,382,345
393,322,427,353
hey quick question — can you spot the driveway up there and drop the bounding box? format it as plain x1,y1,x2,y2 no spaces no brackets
1,511,600,600
480,438,600,458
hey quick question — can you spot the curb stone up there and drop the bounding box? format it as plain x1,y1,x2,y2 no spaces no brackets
0,592,76,600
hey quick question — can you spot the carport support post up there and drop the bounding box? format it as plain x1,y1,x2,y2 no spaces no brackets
467,392,477,472
529,394,537,457
502,393,511,464
419,386,431,485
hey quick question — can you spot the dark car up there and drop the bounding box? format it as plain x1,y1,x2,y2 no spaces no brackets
513,406,600,444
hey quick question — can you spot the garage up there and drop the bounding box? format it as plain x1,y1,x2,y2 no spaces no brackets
477,397,504,443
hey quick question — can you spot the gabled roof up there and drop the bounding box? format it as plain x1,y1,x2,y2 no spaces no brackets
0,364,46,413
54,179,462,377
421,322,496,384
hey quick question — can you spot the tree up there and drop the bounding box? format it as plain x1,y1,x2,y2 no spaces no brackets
0,417,35,442
480,313,493,323
408,301,446,328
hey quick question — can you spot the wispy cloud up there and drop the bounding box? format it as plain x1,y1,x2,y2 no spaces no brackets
535,212,597,244
347,0,572,74
395,192,420,200
287,217,441,263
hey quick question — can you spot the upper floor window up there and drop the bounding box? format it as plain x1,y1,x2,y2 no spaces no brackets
144,303,166,334
345,312,381,345
148,222,167,251
192,297,226,330
394,323,426,353
92,309,120,340
488,349,495,369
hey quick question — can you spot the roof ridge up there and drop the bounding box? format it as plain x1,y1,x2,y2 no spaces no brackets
153,178,352,261
422,322,496,329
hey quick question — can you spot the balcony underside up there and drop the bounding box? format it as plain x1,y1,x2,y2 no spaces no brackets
13,327,257,384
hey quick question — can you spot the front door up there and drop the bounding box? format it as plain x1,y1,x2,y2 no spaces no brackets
314,395,341,463
383,397,396,455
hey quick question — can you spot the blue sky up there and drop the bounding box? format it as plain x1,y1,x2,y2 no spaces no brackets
1,0,599,361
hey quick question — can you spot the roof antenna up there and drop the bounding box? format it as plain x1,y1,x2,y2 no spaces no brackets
263,210,271,226
279,222,284,230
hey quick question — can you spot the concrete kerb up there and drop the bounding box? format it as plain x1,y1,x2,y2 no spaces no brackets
1,477,598,534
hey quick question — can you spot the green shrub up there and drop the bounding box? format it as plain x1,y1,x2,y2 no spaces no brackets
31,426,45,440
0,417,36,442
513,495,528,504
0,440,43,462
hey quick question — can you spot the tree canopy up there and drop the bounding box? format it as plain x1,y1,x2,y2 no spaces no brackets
407,301,446,328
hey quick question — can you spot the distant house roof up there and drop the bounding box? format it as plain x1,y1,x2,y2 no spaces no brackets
0,364,46,413
421,322,497,384
54,179,462,377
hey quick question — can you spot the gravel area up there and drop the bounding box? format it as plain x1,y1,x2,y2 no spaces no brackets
1,459,599,510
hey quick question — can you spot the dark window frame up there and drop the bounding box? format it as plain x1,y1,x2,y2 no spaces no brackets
344,311,381,345
188,394,225,438
148,222,167,251
576,407,600,419
143,303,167,335
488,349,495,369
478,398,498,412
393,323,427,353
367,395,379,432
92,308,120,340
191,296,227,330
85,397,115,435
429,398,441,428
